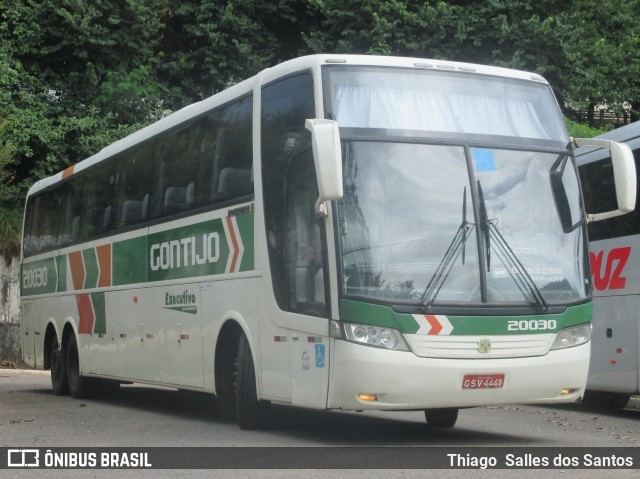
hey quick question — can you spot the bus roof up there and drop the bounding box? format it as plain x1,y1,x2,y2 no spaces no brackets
26,54,551,197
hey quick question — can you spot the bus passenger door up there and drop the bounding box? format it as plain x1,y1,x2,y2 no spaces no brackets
283,150,330,408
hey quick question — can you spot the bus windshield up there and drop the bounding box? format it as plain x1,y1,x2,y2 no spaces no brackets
325,67,567,141
328,67,587,309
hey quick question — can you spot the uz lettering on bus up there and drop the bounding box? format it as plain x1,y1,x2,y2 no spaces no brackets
589,246,631,291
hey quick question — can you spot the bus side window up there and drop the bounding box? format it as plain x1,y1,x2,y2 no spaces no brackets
261,72,323,315
33,191,61,252
23,197,39,256
284,150,326,316
116,143,155,227
158,125,198,216
58,179,83,246
209,96,253,204
580,147,640,241
83,161,117,239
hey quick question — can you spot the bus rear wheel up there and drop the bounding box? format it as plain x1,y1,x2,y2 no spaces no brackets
424,408,459,428
236,333,267,430
66,334,95,399
50,335,69,396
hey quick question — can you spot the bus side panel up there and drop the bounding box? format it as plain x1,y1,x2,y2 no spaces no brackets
90,288,160,383
588,236,640,394
588,294,640,394
31,295,79,368
155,283,203,388
21,301,35,367
201,276,259,393
256,281,292,402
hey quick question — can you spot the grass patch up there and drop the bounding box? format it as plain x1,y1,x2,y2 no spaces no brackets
564,117,610,138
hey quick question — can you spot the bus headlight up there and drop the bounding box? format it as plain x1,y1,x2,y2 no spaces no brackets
342,323,410,351
551,324,591,350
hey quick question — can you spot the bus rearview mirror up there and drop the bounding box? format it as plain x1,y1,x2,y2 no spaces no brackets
305,119,343,216
573,137,637,222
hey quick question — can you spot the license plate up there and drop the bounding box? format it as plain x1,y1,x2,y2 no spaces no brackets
462,374,505,389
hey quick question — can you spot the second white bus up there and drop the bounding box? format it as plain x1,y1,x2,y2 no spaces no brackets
577,121,640,408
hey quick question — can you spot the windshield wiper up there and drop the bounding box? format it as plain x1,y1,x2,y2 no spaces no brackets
421,187,474,309
477,181,549,312
477,180,491,272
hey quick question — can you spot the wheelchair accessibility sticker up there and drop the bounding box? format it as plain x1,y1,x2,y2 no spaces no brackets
315,344,325,368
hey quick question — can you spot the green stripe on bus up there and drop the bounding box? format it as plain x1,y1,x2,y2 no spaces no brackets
91,292,106,335
112,236,147,286
147,218,230,282
22,211,256,295
21,257,58,296
338,299,592,335
236,211,254,271
83,248,99,289
339,300,420,334
441,304,591,335
57,254,67,293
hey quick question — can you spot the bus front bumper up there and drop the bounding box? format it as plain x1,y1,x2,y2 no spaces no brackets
328,339,590,410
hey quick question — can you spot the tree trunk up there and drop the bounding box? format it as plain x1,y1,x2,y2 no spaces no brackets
587,102,595,127
631,101,640,123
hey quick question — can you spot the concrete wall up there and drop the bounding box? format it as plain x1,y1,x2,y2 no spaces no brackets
0,254,21,366
0,322,21,366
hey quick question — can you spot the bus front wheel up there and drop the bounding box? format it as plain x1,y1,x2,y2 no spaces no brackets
424,408,459,428
236,333,267,430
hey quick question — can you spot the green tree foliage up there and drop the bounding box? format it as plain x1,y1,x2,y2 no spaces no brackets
158,0,307,102
0,44,68,202
304,0,457,56
1,0,639,253
307,0,640,122
1,0,169,203
553,0,640,123
0,0,312,210
564,117,609,139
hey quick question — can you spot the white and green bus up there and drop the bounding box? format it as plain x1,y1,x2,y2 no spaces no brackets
576,121,640,408
20,55,636,429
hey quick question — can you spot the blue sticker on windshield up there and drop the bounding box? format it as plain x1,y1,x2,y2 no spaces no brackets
474,149,496,172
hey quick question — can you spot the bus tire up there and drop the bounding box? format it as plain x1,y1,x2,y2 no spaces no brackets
50,335,69,396
66,334,95,399
424,408,459,428
236,333,266,430
581,390,607,408
609,393,631,409
582,390,627,409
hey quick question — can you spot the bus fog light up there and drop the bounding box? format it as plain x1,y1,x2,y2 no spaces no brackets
551,324,591,350
561,388,579,396
342,323,409,351
357,393,378,402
